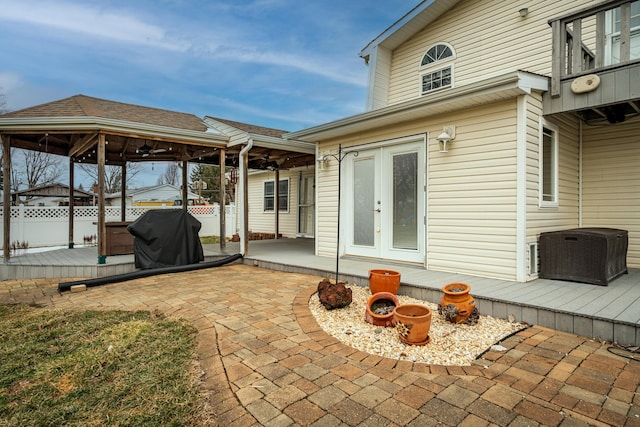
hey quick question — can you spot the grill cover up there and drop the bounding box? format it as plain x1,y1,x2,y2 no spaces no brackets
127,209,204,269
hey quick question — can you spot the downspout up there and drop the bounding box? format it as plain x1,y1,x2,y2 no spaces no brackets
239,138,253,256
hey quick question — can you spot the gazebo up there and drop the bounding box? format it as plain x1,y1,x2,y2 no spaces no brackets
0,95,315,263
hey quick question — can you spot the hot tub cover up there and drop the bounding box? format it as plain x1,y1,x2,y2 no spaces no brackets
127,209,204,269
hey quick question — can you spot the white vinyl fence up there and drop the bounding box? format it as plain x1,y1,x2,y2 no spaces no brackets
0,205,237,248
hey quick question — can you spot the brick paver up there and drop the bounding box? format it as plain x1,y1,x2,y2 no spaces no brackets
1,263,638,426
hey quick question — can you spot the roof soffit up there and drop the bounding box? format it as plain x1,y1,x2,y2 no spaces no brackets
359,0,464,60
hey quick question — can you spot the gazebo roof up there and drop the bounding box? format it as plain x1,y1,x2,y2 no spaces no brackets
0,95,315,169
0,94,231,166
2,95,208,132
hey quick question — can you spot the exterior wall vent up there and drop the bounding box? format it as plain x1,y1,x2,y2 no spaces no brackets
528,242,539,276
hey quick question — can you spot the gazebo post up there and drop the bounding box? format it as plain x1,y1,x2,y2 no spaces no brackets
242,149,249,256
2,135,11,261
181,161,188,211
275,168,280,239
219,148,226,252
68,158,75,248
120,164,126,222
97,133,107,264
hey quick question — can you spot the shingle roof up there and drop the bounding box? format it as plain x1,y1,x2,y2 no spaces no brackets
207,116,287,138
1,94,208,132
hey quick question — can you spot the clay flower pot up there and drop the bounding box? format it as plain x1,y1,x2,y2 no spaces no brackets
368,269,401,295
365,292,400,327
439,282,476,324
392,304,432,346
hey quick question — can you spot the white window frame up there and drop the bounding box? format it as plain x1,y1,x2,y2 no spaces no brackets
420,65,454,94
419,42,456,95
539,120,559,208
263,178,290,213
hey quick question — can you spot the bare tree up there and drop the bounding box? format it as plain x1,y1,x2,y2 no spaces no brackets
78,162,144,193
23,150,64,188
156,162,180,186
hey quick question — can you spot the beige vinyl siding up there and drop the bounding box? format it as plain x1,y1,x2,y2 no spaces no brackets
582,120,640,268
427,101,519,280
316,142,341,257
527,100,581,237
387,0,599,106
246,168,304,238
316,99,524,280
367,47,393,111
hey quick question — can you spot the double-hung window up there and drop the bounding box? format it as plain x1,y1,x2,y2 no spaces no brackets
539,121,559,207
420,43,455,95
264,179,289,212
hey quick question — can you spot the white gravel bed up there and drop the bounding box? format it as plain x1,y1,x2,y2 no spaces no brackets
309,285,527,366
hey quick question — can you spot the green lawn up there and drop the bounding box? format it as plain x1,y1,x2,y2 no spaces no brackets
199,236,220,245
0,305,211,426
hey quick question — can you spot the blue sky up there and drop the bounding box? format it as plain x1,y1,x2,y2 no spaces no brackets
0,0,417,130
0,0,417,187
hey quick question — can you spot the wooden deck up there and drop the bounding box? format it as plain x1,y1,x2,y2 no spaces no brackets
2,238,638,346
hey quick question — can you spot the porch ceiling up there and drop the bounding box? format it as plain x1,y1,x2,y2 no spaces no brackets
572,99,640,125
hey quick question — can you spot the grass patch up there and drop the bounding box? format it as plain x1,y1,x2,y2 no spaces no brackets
199,236,220,245
0,305,209,426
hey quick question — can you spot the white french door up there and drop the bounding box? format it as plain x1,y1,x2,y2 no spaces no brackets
344,139,425,263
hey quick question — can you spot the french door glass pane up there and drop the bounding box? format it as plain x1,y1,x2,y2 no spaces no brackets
353,157,375,246
393,152,418,250
298,175,314,235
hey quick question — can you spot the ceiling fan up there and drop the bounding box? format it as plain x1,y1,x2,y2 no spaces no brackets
136,141,167,157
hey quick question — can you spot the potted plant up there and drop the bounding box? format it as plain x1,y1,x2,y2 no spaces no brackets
365,292,399,327
368,269,401,294
438,282,476,324
392,304,432,346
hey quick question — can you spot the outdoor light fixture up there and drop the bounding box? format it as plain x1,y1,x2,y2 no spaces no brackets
317,155,328,170
436,125,456,153
519,7,529,17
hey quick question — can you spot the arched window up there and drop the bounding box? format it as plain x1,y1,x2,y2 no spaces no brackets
420,43,455,94
421,43,454,66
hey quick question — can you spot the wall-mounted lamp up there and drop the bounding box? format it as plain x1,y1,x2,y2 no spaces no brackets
436,125,456,153
317,155,328,170
519,7,528,18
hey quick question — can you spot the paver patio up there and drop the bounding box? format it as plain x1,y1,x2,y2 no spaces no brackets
1,263,638,426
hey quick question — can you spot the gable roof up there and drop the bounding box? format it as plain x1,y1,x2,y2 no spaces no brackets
11,182,94,198
359,0,463,61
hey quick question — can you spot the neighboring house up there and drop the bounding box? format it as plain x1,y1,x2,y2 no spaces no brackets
203,117,316,240
106,184,203,207
286,0,640,282
11,183,94,206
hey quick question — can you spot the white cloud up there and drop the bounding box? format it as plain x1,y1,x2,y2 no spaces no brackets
0,1,188,51
212,47,366,87
0,0,369,88
0,72,22,92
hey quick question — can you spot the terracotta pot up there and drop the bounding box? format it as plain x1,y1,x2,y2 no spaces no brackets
392,304,432,346
368,269,401,295
364,292,400,327
439,282,476,324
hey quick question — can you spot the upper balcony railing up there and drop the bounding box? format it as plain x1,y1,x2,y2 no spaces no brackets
549,0,640,97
